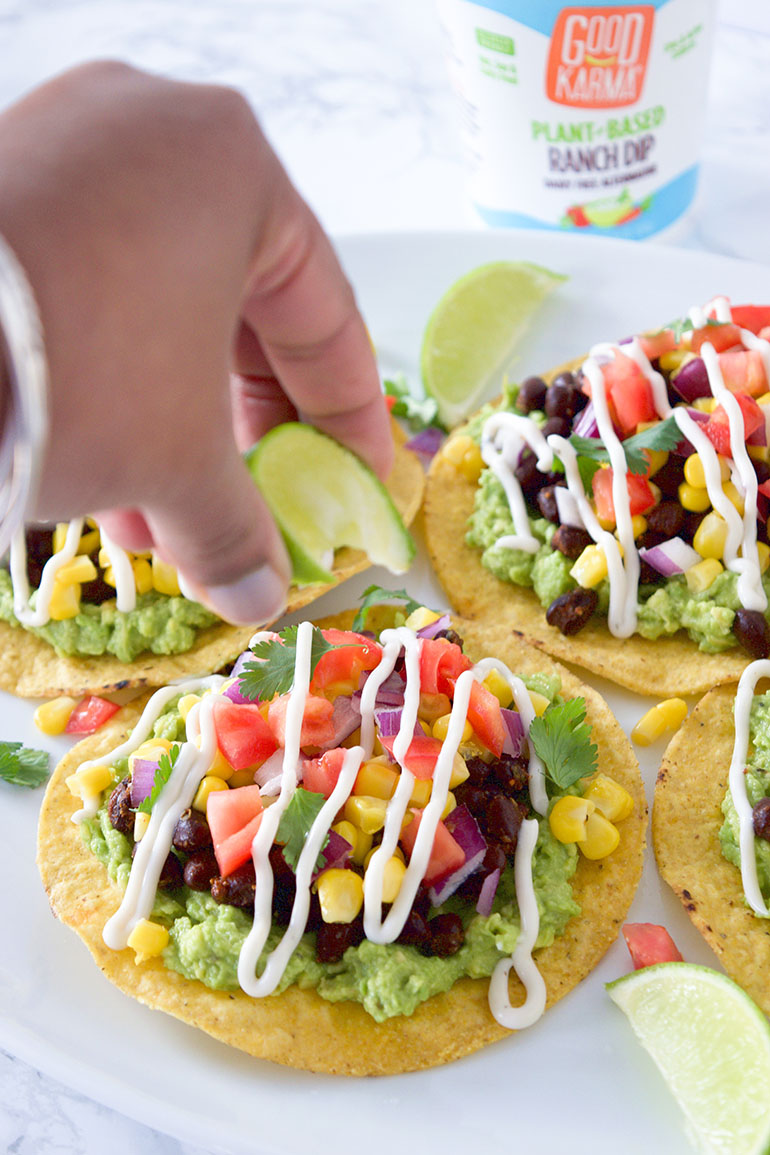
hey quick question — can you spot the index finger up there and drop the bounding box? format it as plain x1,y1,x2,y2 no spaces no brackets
236,181,393,480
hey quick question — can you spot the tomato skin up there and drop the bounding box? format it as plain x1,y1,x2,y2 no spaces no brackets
622,923,683,969
592,467,656,524
399,810,466,884
65,695,120,734
207,784,264,877
302,747,346,799
690,323,742,355
718,349,768,397
730,305,770,335
267,693,336,749
379,730,443,779
638,330,678,361
440,677,505,758
212,699,278,770
418,638,472,697
310,630,382,693
602,353,657,435
704,393,765,457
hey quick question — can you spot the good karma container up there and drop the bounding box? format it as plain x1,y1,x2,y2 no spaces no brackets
437,0,716,239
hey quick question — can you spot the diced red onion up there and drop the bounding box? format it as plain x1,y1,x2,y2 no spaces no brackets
671,357,711,402
312,829,353,882
416,613,451,639
673,407,709,457
130,758,159,806
639,536,701,577
356,669,406,709
572,399,598,439
428,804,487,905
230,650,253,679
748,420,767,447
476,868,501,917
554,486,585,529
405,427,444,467
373,706,403,738
223,679,252,705
501,708,525,757
253,748,285,788
319,694,361,750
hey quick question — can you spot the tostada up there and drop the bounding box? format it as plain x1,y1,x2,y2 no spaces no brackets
424,299,770,695
37,600,645,1075
0,421,423,698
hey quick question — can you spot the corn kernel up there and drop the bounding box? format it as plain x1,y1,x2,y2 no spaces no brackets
683,454,708,488
129,739,171,772
630,515,648,539
631,698,688,746
549,795,595,843
529,690,550,717
692,511,728,560
678,482,712,513
449,751,470,789
442,434,484,482
483,669,514,708
691,396,717,413
152,555,181,596
34,695,77,735
758,542,770,575
570,544,608,589
409,777,432,808
723,480,745,515
749,445,770,464
102,566,117,588
228,768,257,788
132,558,154,595
321,679,358,702
127,918,169,963
442,433,475,466
579,810,620,860
441,791,457,819
418,692,452,725
583,774,634,822
659,349,690,373
98,546,111,568
757,392,770,407
596,513,616,532
133,811,151,841
177,693,200,722
685,556,723,593
317,869,364,923
363,845,405,869
371,855,407,904
432,712,473,744
192,775,229,812
332,820,360,854
53,522,70,553
403,606,443,632
344,794,388,834
354,759,399,800
48,580,81,621
208,746,237,781
65,763,114,800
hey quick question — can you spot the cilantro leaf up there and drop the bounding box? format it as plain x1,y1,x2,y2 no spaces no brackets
137,743,181,814
352,584,423,632
238,625,351,701
276,787,329,871
568,415,680,476
383,375,443,432
0,741,49,788
661,315,724,344
528,698,597,791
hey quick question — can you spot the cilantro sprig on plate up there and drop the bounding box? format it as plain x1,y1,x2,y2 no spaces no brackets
0,742,49,788
528,698,598,791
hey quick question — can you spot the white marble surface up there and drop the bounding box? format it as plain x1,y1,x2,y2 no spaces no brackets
1,0,770,1151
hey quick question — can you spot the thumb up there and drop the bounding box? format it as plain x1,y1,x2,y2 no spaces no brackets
145,452,290,627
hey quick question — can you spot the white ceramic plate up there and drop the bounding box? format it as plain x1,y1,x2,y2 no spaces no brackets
3,229,770,1155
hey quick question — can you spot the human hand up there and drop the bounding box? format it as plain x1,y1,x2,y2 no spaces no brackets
0,61,393,624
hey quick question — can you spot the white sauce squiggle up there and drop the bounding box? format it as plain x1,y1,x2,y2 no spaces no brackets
729,660,770,917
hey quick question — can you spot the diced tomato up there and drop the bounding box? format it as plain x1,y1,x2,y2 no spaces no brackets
211,698,278,771
310,629,382,694
718,349,768,397
602,352,657,435
384,394,397,413
302,747,346,799
622,923,683,970
730,305,770,336
418,638,472,697
64,695,120,734
399,810,466,884
441,678,505,758
638,330,678,361
704,392,765,457
690,322,742,355
379,729,443,779
207,784,264,877
592,466,656,524
759,479,770,501
268,693,336,749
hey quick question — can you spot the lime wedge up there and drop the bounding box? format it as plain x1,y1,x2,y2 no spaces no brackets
420,260,567,428
608,962,770,1154
245,423,415,586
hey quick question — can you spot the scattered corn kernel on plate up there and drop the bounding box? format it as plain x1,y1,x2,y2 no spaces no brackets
3,230,770,1155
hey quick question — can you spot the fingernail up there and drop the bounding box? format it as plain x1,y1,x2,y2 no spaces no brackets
190,564,288,626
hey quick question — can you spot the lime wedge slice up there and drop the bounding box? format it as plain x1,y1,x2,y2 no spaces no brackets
245,423,415,586
608,962,770,1154
420,260,567,428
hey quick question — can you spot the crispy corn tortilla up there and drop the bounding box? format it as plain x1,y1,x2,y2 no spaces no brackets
654,684,770,1015
38,610,646,1076
1,423,424,698
423,357,754,697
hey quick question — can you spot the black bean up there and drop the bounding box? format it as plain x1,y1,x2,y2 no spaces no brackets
172,808,212,852
485,793,524,855
315,916,365,964
681,511,706,545
645,500,686,538
638,559,665,586
516,376,548,414
753,797,770,841
453,780,493,821
536,484,562,524
541,415,572,439
551,524,593,560
183,848,219,892
545,378,586,420
491,754,529,797
733,609,770,659
421,913,464,958
433,628,464,650
107,777,135,837
132,843,183,889
211,861,256,908
463,756,492,786
25,526,54,588
651,455,685,498
546,588,599,635
515,448,547,497
397,907,430,947
272,873,298,926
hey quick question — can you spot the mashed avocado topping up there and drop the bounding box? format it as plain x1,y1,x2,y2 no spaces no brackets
0,569,218,661
720,692,770,912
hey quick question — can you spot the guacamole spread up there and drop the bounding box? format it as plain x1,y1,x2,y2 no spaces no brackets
720,692,770,913
0,570,218,662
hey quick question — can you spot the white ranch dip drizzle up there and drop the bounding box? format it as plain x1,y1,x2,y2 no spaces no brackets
728,659,770,917
97,524,136,614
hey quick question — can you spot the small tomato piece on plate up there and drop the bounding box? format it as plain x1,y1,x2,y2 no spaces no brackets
622,922,683,970
592,467,656,523
64,695,120,735
211,698,278,770
302,747,347,799
602,352,657,435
